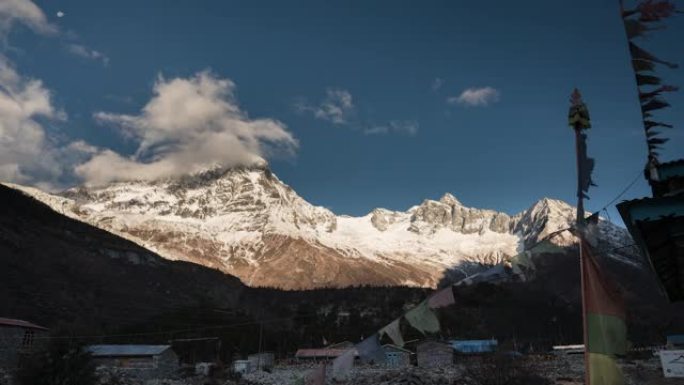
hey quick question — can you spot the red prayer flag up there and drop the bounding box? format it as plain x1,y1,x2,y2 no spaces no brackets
428,286,455,309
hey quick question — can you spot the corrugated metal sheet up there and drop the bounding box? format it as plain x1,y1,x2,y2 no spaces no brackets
450,339,498,353
295,348,358,358
87,345,171,357
0,317,47,330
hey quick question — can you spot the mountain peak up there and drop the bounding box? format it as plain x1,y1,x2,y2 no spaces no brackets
439,193,462,206
527,197,574,215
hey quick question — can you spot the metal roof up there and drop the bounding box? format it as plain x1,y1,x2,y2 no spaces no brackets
0,317,48,330
668,335,684,345
382,344,413,354
87,345,172,357
295,348,358,358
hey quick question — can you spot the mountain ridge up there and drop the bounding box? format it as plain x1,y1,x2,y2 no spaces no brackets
3,165,637,289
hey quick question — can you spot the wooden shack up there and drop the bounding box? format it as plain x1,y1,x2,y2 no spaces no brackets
87,345,179,380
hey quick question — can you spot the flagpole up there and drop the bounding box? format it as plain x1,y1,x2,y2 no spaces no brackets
569,88,590,385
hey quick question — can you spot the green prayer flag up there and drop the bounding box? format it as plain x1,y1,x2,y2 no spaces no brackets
405,300,440,334
586,314,627,356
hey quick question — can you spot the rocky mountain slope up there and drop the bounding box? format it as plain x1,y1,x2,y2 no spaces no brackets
4,165,637,289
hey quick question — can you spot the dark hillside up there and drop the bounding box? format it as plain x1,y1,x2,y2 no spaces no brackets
0,184,245,333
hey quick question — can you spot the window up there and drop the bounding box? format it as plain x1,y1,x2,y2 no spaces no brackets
22,329,34,350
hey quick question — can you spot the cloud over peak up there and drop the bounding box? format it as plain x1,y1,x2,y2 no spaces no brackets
77,71,298,185
448,86,500,107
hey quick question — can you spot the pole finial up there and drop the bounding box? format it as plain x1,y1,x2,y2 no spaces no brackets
569,89,591,130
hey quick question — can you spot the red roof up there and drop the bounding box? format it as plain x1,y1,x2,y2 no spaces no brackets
0,317,48,330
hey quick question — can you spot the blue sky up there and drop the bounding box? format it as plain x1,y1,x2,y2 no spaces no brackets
2,0,683,221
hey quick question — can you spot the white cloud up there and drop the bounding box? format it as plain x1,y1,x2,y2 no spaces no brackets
448,86,500,107
0,1,108,190
365,120,419,136
56,11,65,18
0,0,57,36
67,44,109,66
77,71,299,185
0,57,91,188
431,78,444,92
296,88,354,125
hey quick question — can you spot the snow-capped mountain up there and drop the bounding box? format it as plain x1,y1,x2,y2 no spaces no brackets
4,165,636,289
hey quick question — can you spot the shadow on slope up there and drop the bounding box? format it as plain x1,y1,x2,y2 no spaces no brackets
0,184,246,334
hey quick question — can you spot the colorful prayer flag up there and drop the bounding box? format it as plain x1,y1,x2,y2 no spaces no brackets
356,334,385,364
582,240,627,385
405,300,440,334
379,319,404,347
332,348,355,379
428,286,456,309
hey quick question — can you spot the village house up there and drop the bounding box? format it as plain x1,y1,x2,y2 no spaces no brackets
0,317,48,369
416,340,453,368
248,352,275,371
87,345,179,380
382,344,412,368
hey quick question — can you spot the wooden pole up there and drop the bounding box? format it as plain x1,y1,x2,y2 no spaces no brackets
571,89,590,385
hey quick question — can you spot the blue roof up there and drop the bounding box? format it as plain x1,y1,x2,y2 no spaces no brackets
87,345,171,356
449,340,498,353
667,335,684,345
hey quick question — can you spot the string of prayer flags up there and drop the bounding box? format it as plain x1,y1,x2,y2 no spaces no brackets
620,0,680,162
405,300,440,335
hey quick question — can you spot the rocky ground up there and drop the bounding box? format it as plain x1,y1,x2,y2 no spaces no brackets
235,354,679,385
2,354,678,385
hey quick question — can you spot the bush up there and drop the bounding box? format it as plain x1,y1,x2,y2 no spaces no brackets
464,354,551,385
16,339,96,385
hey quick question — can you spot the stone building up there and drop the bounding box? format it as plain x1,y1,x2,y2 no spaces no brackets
0,317,48,369
87,345,179,380
416,340,453,368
